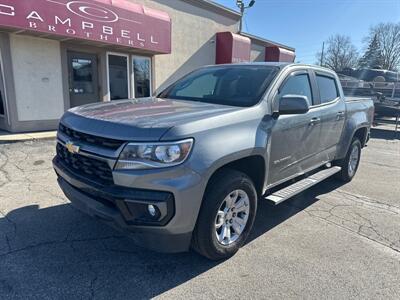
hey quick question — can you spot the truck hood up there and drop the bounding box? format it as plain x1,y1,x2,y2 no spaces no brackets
61,98,241,141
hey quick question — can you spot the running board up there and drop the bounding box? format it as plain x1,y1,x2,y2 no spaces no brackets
264,166,341,205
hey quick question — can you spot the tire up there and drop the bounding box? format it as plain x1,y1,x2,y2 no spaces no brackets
192,169,257,260
335,138,362,182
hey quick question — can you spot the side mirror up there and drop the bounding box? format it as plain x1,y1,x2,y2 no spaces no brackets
278,95,310,115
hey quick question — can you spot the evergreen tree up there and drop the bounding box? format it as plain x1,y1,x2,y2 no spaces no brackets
359,34,383,69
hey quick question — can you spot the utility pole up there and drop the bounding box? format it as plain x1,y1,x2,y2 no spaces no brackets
320,42,325,66
236,0,256,33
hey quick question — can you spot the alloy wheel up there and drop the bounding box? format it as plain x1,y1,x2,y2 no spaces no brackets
214,189,250,246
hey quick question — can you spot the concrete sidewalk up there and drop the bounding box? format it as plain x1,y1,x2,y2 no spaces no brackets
0,130,56,143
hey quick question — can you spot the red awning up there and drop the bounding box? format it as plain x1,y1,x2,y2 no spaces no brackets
0,0,171,54
216,32,251,64
265,46,295,62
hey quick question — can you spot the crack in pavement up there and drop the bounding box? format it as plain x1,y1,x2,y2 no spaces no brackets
0,150,12,188
304,210,400,255
0,235,125,258
285,189,400,254
334,189,400,213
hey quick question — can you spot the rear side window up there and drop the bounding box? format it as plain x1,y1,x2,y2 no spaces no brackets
317,75,339,103
279,74,313,105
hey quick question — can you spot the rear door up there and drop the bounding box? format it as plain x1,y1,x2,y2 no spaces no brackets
267,70,322,186
313,71,346,161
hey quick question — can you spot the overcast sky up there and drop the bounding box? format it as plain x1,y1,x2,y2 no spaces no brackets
215,0,400,63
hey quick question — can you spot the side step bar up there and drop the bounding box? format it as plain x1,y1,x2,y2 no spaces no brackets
264,166,341,205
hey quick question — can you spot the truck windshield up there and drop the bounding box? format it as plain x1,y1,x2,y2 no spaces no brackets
159,65,279,107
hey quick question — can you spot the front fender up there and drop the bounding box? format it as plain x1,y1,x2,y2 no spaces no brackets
202,147,266,182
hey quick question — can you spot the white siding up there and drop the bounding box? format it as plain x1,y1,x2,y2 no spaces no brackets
250,43,266,62
10,35,64,121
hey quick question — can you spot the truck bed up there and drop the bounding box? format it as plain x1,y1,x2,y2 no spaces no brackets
345,96,373,102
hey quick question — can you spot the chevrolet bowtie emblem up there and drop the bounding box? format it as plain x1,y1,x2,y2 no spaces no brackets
65,141,80,154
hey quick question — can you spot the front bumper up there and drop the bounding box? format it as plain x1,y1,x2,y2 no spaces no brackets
53,157,204,253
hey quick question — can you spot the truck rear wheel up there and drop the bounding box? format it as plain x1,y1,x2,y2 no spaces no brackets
335,138,362,182
192,169,257,260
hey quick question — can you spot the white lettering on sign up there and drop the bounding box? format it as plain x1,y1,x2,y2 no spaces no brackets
67,1,119,23
137,33,145,42
103,25,113,35
151,36,158,44
82,21,93,30
0,4,14,16
29,21,37,29
0,0,169,52
66,28,76,35
26,11,44,22
121,30,130,39
55,16,72,26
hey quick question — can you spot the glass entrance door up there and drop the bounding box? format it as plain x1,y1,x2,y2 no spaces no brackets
132,56,152,98
107,53,129,100
67,52,99,108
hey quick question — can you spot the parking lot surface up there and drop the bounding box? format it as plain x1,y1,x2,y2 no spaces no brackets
0,125,399,299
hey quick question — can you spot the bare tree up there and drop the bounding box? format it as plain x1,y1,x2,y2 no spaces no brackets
316,35,359,72
367,22,400,71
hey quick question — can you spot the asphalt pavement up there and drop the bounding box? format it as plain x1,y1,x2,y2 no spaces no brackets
0,122,399,299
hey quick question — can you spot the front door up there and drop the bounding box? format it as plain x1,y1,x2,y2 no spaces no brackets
67,52,99,108
267,71,322,186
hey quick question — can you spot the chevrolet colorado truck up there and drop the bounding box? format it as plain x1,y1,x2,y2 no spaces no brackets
54,63,374,260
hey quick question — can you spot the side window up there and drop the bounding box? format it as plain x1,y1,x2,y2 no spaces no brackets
279,74,313,105
316,75,339,103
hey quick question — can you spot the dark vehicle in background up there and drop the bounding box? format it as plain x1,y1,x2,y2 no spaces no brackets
339,68,399,118
53,63,374,260
340,68,399,83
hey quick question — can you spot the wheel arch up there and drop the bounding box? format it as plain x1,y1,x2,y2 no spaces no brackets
205,155,266,197
353,127,369,147
336,125,369,160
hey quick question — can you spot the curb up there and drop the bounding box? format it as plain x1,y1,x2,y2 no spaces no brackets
0,131,57,144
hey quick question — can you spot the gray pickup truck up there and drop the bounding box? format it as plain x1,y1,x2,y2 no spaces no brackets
54,63,374,260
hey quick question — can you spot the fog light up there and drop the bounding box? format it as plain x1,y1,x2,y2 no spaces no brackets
148,204,157,217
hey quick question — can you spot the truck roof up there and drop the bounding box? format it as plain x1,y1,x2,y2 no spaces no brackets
211,62,336,74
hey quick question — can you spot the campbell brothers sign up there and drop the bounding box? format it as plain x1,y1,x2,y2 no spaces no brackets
0,0,171,53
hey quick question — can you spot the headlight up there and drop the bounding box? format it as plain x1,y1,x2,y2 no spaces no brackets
115,139,194,170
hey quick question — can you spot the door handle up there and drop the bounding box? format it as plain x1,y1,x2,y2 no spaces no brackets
336,111,345,120
309,117,321,125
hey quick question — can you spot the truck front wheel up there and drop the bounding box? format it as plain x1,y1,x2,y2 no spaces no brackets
335,138,362,182
192,169,257,260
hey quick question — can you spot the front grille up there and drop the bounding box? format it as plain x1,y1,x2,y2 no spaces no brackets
56,143,113,185
59,123,125,150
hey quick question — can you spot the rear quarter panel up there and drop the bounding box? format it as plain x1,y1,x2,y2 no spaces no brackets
336,97,374,159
